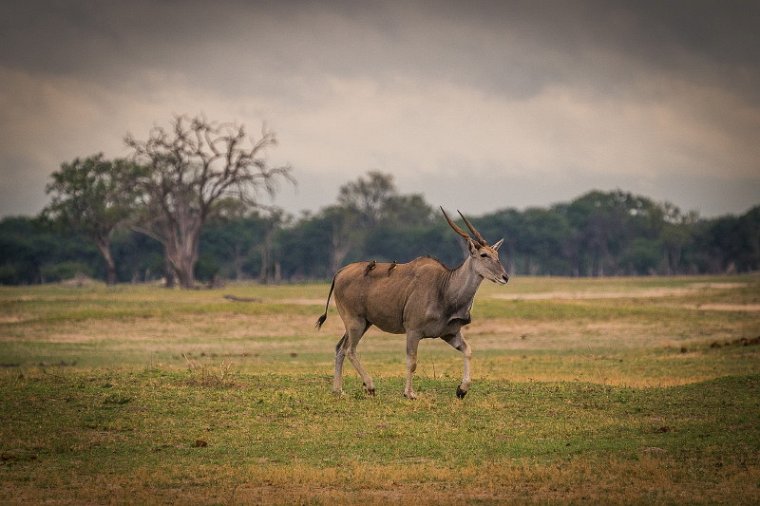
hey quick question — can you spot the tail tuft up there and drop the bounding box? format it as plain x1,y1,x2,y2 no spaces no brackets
317,274,337,330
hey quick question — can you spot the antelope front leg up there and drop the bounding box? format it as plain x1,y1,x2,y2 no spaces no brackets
443,332,472,399
404,332,422,399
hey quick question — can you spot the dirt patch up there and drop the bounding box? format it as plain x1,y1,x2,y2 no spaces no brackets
0,315,25,324
691,282,747,290
494,287,696,301
279,298,324,306
491,282,748,301
430,318,680,356
3,313,329,344
689,304,760,312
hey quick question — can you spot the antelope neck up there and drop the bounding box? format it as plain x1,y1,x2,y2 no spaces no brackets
445,256,483,308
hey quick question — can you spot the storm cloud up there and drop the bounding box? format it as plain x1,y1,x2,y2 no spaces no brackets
1,0,758,217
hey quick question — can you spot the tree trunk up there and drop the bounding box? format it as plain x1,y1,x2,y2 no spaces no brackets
95,238,117,286
166,247,198,289
163,221,200,289
233,244,245,281
175,262,195,289
259,239,270,284
164,256,176,288
274,260,282,283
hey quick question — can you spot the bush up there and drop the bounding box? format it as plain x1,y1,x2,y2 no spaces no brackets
40,261,93,283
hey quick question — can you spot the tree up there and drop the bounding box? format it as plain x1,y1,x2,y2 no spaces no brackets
734,206,760,272
321,205,361,273
202,213,264,281
257,209,286,284
660,204,698,275
277,211,334,280
325,171,396,271
337,171,396,227
111,229,165,283
517,208,571,275
43,154,137,285
330,171,435,265
125,115,292,288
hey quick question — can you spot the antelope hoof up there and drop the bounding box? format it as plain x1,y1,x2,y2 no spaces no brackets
456,385,468,399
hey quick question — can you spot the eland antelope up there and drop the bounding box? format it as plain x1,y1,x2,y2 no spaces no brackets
316,208,509,399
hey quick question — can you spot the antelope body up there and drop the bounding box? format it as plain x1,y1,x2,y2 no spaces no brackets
316,208,509,399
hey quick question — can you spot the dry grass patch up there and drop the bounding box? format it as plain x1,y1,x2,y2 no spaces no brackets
2,457,758,505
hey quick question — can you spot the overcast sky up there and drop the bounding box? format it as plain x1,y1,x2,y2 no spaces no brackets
1,0,758,218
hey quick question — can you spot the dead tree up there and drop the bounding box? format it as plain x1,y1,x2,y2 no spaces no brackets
125,115,292,288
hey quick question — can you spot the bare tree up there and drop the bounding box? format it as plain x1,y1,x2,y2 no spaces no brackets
125,115,292,288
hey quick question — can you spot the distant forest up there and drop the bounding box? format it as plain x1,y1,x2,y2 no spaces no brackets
1,170,758,285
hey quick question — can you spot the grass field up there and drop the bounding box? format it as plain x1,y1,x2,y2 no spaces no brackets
1,275,759,504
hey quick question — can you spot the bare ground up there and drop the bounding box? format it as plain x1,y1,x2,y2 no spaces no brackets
491,282,747,301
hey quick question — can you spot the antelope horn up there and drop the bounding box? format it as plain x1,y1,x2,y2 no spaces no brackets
440,206,471,241
458,211,487,245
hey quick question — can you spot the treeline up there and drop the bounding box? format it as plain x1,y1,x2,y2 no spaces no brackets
1,170,758,285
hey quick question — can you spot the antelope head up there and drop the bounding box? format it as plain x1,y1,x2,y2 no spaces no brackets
441,207,509,285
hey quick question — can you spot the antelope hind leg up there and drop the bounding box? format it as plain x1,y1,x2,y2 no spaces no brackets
345,322,375,395
333,334,348,394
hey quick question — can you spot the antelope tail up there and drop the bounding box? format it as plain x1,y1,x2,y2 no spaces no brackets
315,275,337,329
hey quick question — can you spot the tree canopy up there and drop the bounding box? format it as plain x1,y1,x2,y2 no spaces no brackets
42,154,139,284
2,171,758,285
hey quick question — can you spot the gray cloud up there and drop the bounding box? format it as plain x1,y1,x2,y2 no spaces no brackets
5,1,757,98
1,0,758,218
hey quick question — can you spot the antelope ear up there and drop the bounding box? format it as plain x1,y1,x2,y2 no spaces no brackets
492,238,505,251
467,238,481,255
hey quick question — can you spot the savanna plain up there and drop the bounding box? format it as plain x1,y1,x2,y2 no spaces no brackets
1,275,759,504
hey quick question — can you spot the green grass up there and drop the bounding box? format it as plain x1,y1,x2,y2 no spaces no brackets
1,274,759,504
